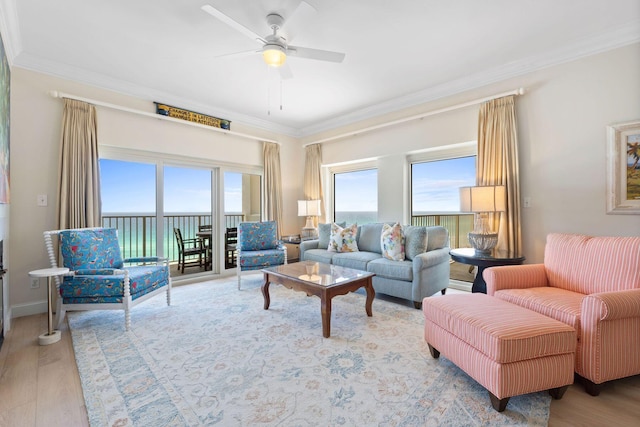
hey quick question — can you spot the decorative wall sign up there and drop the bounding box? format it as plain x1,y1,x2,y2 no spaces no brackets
606,119,640,214
154,102,230,130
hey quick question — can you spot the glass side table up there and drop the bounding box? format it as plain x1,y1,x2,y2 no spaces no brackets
29,267,69,345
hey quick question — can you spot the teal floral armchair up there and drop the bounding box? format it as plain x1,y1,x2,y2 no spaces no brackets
44,227,171,331
237,221,287,289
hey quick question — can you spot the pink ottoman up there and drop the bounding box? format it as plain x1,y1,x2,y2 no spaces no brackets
423,294,576,412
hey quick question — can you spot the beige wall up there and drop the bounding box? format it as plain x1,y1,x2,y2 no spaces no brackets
6,43,640,322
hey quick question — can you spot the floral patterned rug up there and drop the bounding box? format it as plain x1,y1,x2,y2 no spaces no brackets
68,273,550,426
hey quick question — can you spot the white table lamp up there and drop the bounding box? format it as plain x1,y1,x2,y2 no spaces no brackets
459,185,506,254
298,200,321,240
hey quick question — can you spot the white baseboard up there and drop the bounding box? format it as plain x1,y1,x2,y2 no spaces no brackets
11,300,47,318
448,279,472,292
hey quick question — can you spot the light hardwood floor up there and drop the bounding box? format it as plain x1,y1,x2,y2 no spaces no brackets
1,313,639,427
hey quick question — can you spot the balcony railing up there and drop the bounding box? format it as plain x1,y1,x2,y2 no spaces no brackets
101,214,244,262
103,213,473,263
411,213,474,249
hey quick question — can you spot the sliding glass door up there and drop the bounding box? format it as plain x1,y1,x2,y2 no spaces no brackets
164,166,215,276
100,159,158,259
100,152,264,278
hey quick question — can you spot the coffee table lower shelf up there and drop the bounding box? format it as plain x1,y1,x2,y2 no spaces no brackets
262,261,375,338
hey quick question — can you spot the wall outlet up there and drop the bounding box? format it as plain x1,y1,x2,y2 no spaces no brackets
30,277,40,289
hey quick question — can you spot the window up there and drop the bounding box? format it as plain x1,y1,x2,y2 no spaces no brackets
410,155,476,248
411,156,476,214
333,168,378,225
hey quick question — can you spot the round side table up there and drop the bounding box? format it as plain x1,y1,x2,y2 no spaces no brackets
449,248,525,294
29,267,69,345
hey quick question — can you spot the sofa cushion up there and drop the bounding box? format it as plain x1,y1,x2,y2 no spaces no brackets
332,251,381,271
544,233,640,294
303,249,338,264
367,258,413,281
60,264,167,300
425,226,449,251
238,221,278,251
494,287,584,339
59,228,124,270
318,222,346,249
403,226,428,260
328,223,359,252
381,223,405,261
358,223,387,253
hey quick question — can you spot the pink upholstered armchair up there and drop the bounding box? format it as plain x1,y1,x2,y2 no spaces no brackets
484,233,640,396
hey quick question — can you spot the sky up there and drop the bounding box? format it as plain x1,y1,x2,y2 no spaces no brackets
100,159,242,213
101,156,476,214
333,156,476,212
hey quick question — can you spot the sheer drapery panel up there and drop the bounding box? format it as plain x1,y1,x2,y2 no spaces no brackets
263,142,284,237
303,143,325,225
58,99,101,229
477,95,522,255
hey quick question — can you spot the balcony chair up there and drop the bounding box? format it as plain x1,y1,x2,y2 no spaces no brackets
237,221,287,289
174,227,207,273
43,227,171,331
225,227,238,269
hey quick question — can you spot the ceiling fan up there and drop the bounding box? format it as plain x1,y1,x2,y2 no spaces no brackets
201,3,345,77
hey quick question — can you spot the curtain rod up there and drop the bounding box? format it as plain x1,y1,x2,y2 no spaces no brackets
303,87,525,147
49,90,279,144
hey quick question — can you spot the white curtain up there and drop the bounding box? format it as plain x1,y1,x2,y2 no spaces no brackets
477,95,522,255
58,99,101,230
303,144,325,224
263,142,284,237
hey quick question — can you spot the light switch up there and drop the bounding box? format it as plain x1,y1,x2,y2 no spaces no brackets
37,194,48,206
523,197,531,208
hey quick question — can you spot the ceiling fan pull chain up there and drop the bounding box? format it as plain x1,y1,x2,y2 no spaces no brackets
280,79,283,111
267,75,271,116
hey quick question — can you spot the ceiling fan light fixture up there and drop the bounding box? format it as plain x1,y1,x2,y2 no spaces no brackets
263,44,286,67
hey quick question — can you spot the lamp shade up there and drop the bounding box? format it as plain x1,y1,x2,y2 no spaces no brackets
263,45,286,67
298,200,321,217
459,186,506,213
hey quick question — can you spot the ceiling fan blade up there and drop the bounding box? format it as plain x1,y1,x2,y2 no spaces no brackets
301,0,319,11
215,49,262,60
278,63,294,80
201,5,266,45
287,46,345,63
280,1,317,42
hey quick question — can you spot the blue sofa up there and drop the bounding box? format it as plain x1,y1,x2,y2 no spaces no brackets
300,223,450,309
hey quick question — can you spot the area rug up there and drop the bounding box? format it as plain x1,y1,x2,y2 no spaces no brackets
68,274,551,426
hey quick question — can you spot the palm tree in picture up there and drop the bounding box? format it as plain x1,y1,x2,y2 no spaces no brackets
628,142,640,170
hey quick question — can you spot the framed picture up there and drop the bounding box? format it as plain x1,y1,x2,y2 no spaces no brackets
0,32,9,204
606,119,640,214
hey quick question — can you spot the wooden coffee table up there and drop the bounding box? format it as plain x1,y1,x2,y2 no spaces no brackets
262,261,375,338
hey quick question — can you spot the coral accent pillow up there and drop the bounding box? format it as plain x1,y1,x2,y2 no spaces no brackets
328,223,359,253
381,222,405,261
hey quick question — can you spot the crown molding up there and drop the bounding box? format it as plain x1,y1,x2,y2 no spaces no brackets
0,0,21,63
12,52,302,138
299,20,640,137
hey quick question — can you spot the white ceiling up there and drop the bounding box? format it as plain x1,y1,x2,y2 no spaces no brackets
1,0,639,137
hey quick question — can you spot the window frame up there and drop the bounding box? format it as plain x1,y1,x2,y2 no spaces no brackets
407,141,477,218
326,159,378,224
